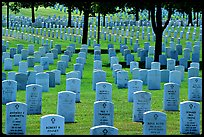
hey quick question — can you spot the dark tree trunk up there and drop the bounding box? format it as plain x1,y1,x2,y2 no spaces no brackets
67,6,71,27
188,11,193,26
135,8,139,21
97,12,100,44
82,10,89,44
193,11,196,20
31,2,35,23
148,10,150,21
103,14,106,26
196,12,199,25
6,2,9,29
183,12,185,19
151,3,172,62
154,3,162,62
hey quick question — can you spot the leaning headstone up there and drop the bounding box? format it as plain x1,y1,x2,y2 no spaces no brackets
180,101,200,134
169,70,181,86
128,79,143,102
40,114,65,135
188,67,199,78
167,59,175,71
66,71,80,79
139,69,148,85
26,84,42,114
7,72,16,80
143,111,167,135
2,80,17,104
5,102,27,135
133,91,151,122
92,70,106,90
27,71,37,84
66,78,81,103
90,125,118,135
15,73,28,90
40,57,49,70
93,101,114,126
57,61,66,75
27,57,35,67
117,70,128,88
96,82,112,102
147,69,161,90
188,77,202,102
57,91,76,123
14,54,22,66
4,58,13,71
34,65,44,73
163,83,180,111
51,70,61,85
36,72,49,92
46,71,55,87
18,61,28,73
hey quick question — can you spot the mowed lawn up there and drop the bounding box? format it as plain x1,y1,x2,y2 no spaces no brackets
2,5,202,135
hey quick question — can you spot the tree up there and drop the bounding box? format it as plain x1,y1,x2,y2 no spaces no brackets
74,2,95,44
58,2,75,27
2,2,10,29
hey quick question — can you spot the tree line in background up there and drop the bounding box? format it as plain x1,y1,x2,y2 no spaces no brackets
2,1,202,62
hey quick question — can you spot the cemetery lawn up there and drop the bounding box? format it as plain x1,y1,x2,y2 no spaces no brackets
1,36,202,135
2,6,202,135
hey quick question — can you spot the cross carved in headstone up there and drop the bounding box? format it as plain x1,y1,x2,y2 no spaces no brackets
189,104,193,109
154,114,158,120
51,118,55,124
195,79,198,83
15,104,19,109
102,129,108,135
103,103,106,108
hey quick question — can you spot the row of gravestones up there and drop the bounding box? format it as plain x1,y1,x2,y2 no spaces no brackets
3,18,202,48
107,44,202,99
4,95,200,134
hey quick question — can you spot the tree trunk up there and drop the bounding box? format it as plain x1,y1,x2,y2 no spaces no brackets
188,11,193,26
6,2,9,29
135,8,139,21
31,2,35,23
97,12,100,44
154,3,162,62
103,14,106,26
82,10,89,44
148,10,150,21
67,6,71,27
196,11,199,26
193,11,196,20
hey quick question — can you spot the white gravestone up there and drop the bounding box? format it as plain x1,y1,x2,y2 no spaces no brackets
40,114,65,135
2,80,17,104
4,58,13,71
66,78,81,103
5,102,27,135
96,82,112,102
163,83,180,111
128,79,143,102
147,69,161,90
18,61,28,73
57,91,76,123
180,101,200,134
143,111,167,135
117,70,128,88
151,62,160,70
92,70,106,90
132,68,140,79
188,77,202,102
188,67,199,78
169,70,181,86
93,101,114,126
26,84,42,114
175,65,185,81
36,72,49,92
133,91,151,122
139,69,148,85
130,61,139,73
66,71,80,79
167,59,175,71
51,70,61,85
90,125,118,135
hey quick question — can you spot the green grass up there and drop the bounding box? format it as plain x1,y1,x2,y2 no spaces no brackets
1,6,202,135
